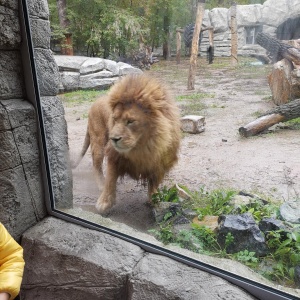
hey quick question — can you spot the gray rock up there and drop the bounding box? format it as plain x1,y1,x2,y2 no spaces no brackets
0,131,21,171
0,51,25,99
0,7,21,49
27,0,49,20
79,75,118,90
217,213,268,256
35,49,60,96
54,55,88,72
118,62,143,76
21,217,145,300
80,57,105,75
259,218,286,233
280,200,300,223
41,96,73,209
129,253,257,300
0,166,39,240
59,71,80,92
104,59,120,75
29,18,51,49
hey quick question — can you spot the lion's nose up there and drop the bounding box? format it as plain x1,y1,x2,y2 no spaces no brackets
110,136,122,143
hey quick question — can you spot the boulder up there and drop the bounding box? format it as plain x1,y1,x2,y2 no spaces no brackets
258,217,286,233
280,200,300,223
217,213,268,256
54,55,142,92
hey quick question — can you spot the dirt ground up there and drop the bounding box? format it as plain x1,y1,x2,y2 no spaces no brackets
65,57,300,233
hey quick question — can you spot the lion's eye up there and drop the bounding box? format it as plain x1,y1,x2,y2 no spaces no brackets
127,119,135,125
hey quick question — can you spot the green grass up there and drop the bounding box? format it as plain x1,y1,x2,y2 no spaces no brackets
285,117,300,130
60,89,106,107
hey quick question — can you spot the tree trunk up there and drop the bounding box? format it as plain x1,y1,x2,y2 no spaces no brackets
256,32,300,65
187,0,206,90
239,98,300,137
230,2,238,65
57,0,73,55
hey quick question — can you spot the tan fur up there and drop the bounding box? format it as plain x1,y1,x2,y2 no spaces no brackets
76,74,181,213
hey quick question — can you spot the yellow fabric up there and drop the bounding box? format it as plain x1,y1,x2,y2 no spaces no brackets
0,223,25,300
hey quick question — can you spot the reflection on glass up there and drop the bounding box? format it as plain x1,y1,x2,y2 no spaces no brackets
45,0,300,297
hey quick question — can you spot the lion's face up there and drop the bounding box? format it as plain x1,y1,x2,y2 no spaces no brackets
109,103,150,153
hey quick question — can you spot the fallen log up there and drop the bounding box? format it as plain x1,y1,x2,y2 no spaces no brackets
239,98,300,137
256,32,300,65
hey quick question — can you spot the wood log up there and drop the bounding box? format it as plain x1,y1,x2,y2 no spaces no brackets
268,58,293,105
256,32,300,65
239,98,300,137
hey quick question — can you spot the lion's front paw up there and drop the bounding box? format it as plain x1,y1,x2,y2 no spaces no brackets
95,193,116,214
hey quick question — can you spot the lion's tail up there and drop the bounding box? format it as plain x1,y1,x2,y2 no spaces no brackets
71,127,90,169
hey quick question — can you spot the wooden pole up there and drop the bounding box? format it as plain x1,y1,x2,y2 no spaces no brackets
187,0,206,90
176,29,183,64
230,2,238,65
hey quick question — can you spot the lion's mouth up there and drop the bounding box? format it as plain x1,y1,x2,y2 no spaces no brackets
111,141,131,153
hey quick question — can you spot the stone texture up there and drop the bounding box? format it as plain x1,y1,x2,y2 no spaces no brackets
59,71,80,92
79,73,118,90
80,57,106,75
35,49,60,96
0,166,40,239
0,99,46,238
129,253,257,300
29,18,51,49
21,218,258,300
41,96,73,209
0,6,20,49
21,218,145,300
0,51,25,99
27,0,49,20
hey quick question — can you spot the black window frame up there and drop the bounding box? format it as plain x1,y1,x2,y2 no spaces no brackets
19,1,298,299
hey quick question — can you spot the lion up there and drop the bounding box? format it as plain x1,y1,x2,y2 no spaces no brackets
74,74,181,213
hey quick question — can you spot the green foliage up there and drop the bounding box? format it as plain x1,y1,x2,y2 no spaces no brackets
152,186,180,204
233,250,259,267
193,188,236,220
234,200,279,222
48,0,267,57
149,185,300,286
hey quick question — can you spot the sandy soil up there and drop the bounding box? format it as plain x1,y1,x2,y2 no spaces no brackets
65,57,300,233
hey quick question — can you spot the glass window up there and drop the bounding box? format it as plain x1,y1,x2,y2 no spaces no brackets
22,0,300,299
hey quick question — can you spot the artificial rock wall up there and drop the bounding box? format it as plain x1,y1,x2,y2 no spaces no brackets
199,0,300,57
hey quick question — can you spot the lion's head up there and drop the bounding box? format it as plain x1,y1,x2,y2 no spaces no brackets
105,74,181,180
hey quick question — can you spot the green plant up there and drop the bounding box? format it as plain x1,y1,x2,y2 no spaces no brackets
194,189,236,220
233,250,258,267
151,186,180,204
